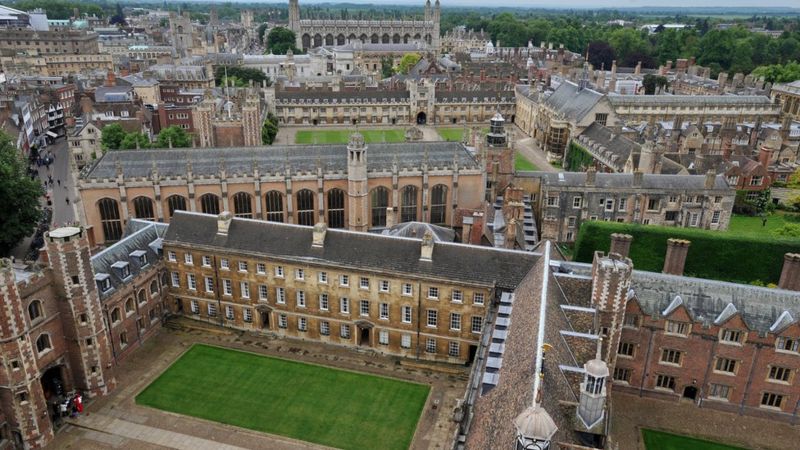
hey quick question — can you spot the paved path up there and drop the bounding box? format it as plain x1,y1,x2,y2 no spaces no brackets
513,125,558,173
69,413,246,450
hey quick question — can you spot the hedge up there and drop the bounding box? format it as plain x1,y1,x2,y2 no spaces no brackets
573,221,800,285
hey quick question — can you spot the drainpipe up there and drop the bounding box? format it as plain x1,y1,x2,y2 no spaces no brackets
739,345,762,415
103,306,118,366
212,255,224,327
415,280,422,360
639,325,655,397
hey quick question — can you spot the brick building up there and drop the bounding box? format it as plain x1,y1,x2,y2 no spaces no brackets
0,221,167,449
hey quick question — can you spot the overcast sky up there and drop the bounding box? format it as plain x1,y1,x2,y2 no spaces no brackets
286,0,799,8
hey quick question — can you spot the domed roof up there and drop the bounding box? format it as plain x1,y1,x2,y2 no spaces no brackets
347,132,365,149
514,405,558,442
491,112,505,122
584,357,610,378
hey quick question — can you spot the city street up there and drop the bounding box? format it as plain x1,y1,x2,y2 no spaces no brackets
35,138,76,227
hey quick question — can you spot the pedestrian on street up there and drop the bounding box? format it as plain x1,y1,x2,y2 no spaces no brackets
65,198,69,205
57,179,60,186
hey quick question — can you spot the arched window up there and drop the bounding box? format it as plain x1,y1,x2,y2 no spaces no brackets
150,280,159,295
200,193,220,215
327,189,345,228
36,334,51,353
370,34,379,44
430,185,448,225
132,196,155,221
313,34,322,47
296,189,315,226
265,191,284,222
125,297,135,313
232,192,253,218
166,195,187,218
28,300,43,322
98,198,123,241
138,289,147,304
370,186,389,228
400,185,419,223
111,307,121,323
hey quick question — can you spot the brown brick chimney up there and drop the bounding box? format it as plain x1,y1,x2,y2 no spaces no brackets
609,233,633,258
705,170,716,189
778,253,800,291
758,146,774,169
663,239,691,276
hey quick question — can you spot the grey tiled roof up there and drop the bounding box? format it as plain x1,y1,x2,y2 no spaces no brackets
382,222,456,242
82,141,479,180
607,94,774,106
163,212,539,291
576,122,640,168
275,90,409,102
523,171,731,191
91,220,167,300
543,81,604,122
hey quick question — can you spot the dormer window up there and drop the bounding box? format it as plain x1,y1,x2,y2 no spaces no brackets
130,250,147,267
776,336,800,353
111,261,131,280
665,320,690,337
95,273,112,292
720,329,743,345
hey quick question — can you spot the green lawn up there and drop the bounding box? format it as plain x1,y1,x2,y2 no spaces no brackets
727,212,799,237
642,429,747,450
136,344,429,450
436,127,489,142
515,151,538,171
295,129,406,144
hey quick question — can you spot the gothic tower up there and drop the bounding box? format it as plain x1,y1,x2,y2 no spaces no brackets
44,227,116,397
289,0,301,49
193,91,215,148
242,88,261,147
346,132,369,232
0,259,54,448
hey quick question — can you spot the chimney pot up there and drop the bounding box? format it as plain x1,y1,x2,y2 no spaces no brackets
420,230,434,261
663,238,691,276
386,207,396,229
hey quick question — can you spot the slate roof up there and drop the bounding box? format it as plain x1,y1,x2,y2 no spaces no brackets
542,81,604,122
607,94,774,106
82,141,479,180
576,122,640,170
90,220,167,300
382,222,456,242
163,212,539,291
275,90,409,102
556,262,800,335
523,171,731,191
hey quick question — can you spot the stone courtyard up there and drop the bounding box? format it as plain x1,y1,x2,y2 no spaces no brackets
46,318,468,449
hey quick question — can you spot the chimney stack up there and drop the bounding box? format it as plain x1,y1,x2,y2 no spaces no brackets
386,207,396,228
705,170,716,189
633,171,644,187
312,222,327,248
586,166,596,186
217,211,233,236
662,239,691,276
609,233,633,258
778,253,800,291
420,230,434,261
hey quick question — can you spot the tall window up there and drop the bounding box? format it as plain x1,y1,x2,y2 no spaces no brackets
430,184,447,225
36,334,52,353
166,195,187,218
370,186,389,227
28,300,42,321
264,191,284,222
98,198,122,241
200,193,220,215
132,196,155,220
232,192,253,218
400,185,418,223
327,189,345,228
296,189,315,226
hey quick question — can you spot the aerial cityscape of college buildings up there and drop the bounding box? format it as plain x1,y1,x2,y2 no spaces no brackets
0,1,799,449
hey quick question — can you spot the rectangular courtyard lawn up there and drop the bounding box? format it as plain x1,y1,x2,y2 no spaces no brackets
436,127,489,142
136,344,429,450
295,129,405,144
642,429,747,450
515,152,538,171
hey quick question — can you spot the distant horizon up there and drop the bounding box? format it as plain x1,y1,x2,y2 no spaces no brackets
171,0,800,9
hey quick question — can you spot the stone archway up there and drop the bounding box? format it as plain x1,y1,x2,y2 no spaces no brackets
416,111,427,125
683,385,698,400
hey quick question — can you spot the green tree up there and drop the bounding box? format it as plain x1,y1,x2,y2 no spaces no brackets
261,113,279,145
395,53,421,75
752,62,800,83
120,132,151,150
380,56,394,79
266,27,301,55
101,123,126,151
0,132,43,255
642,74,668,95
772,223,800,238
156,126,191,148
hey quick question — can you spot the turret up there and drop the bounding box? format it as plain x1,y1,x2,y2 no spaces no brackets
577,341,610,429
424,0,432,21
486,112,507,147
590,251,633,368
347,132,369,231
